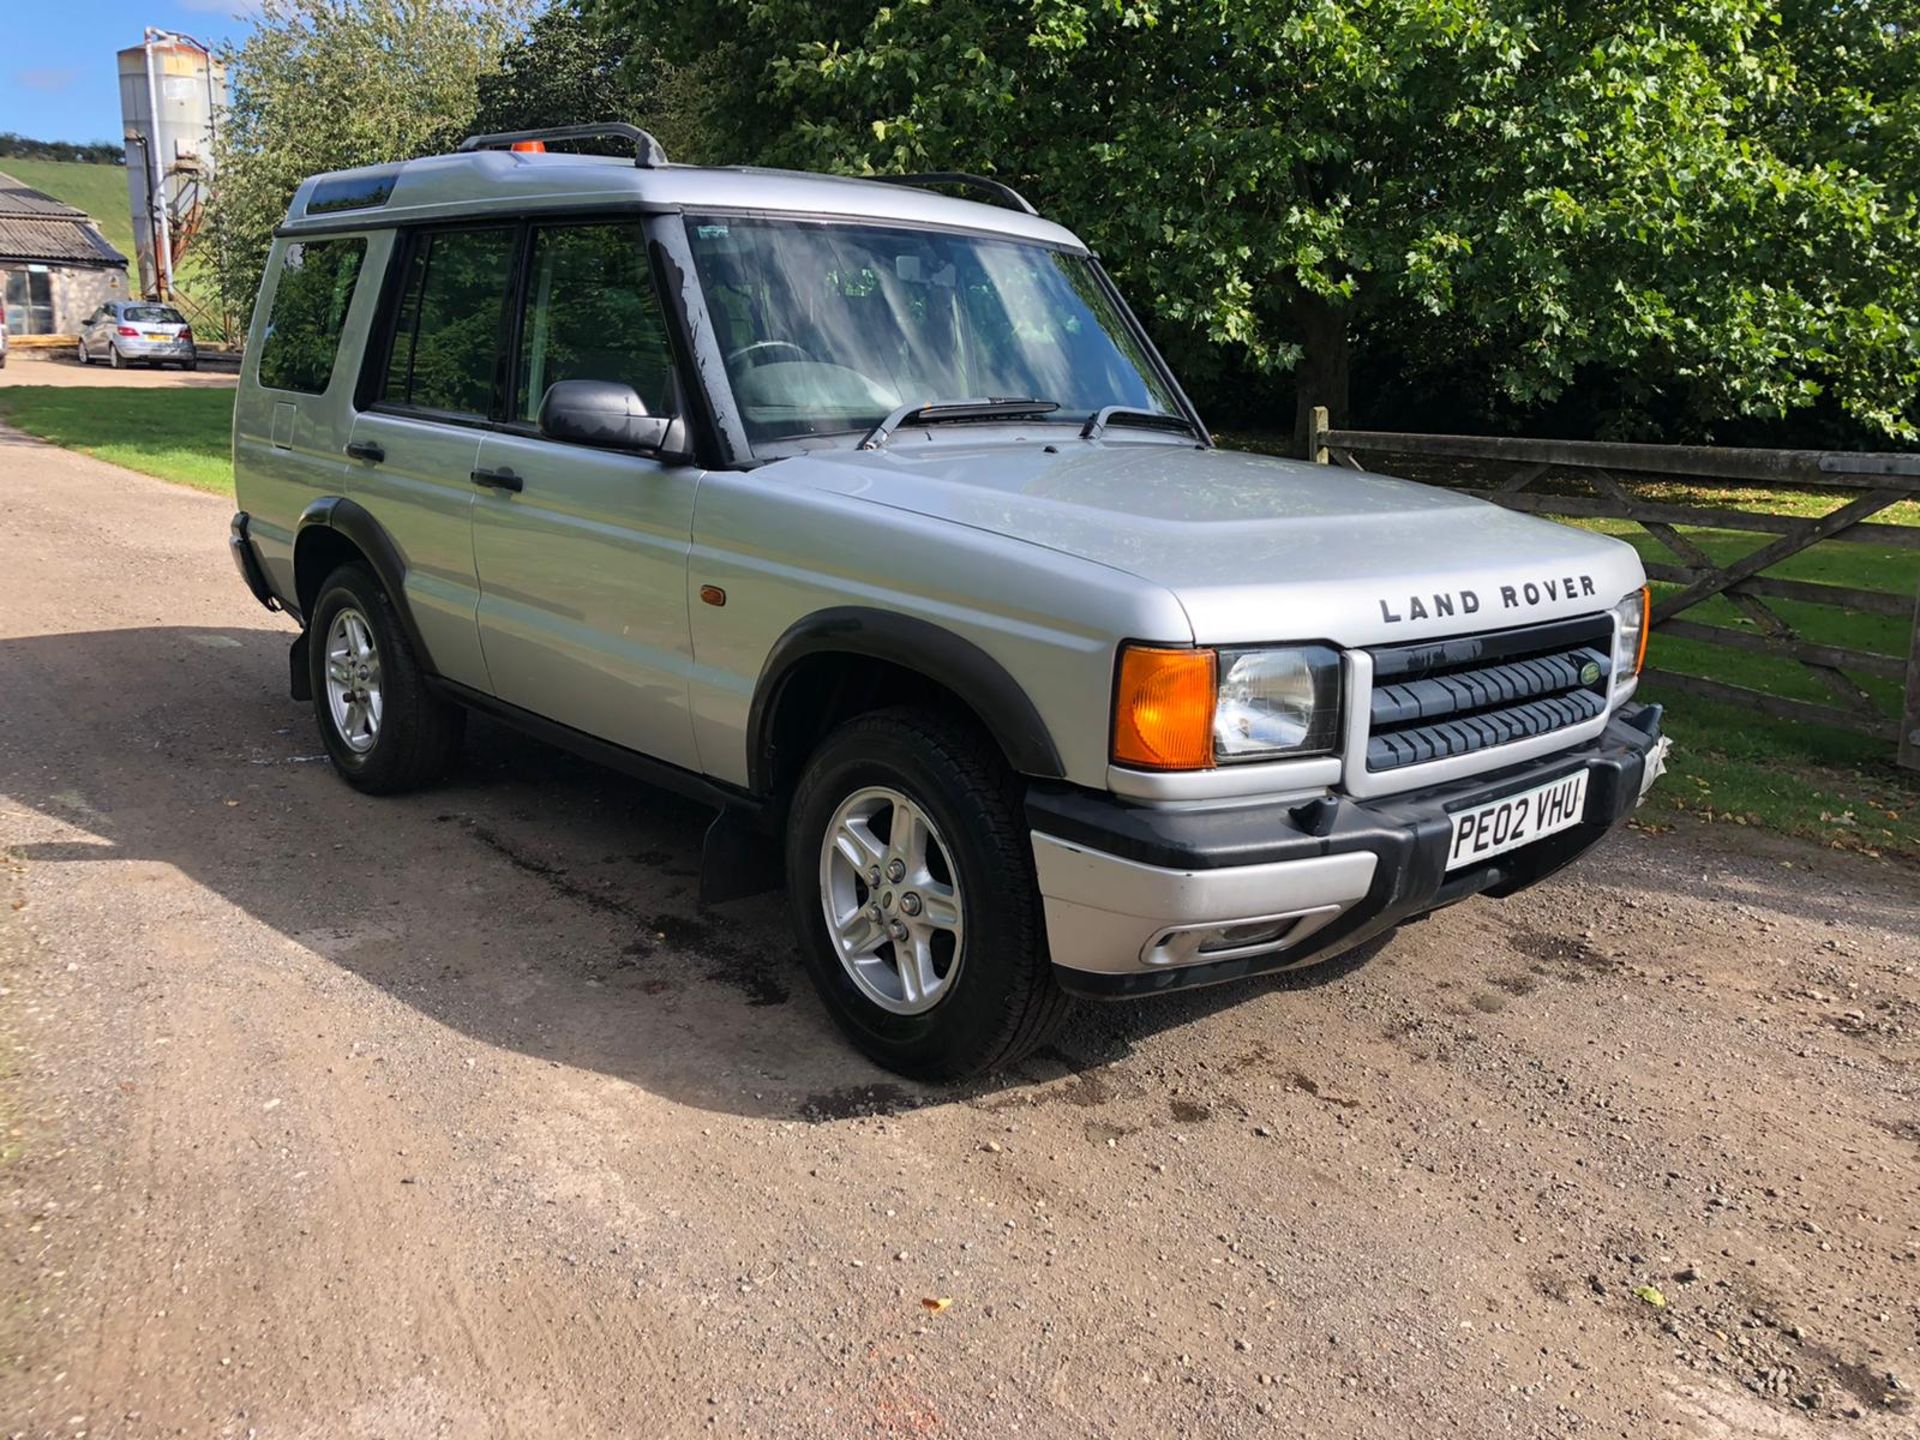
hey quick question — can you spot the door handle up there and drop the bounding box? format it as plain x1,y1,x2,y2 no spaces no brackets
470,466,524,493
344,440,385,463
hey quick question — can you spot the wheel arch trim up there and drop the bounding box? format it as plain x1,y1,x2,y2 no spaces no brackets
293,497,435,671
746,607,1065,794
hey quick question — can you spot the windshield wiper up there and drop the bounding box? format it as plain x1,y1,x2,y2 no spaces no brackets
858,396,1061,451
1080,405,1203,442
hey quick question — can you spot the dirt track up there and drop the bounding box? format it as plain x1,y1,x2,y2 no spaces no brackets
2,425,1916,1439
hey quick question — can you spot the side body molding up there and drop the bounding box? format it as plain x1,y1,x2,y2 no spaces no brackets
747,607,1066,793
293,496,437,678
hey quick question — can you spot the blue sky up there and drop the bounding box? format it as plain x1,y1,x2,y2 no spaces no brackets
2,1,262,144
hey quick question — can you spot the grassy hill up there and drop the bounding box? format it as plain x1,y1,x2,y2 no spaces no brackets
0,155,136,260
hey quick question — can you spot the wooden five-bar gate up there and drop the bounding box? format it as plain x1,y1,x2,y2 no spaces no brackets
1306,410,1920,771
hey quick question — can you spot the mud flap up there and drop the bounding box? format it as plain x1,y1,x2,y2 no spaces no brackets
700,806,781,905
289,631,312,702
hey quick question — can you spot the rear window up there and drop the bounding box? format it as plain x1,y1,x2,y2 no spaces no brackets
124,305,186,325
257,238,366,394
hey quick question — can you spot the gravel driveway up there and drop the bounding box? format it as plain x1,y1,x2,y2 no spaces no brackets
0,348,237,389
2,425,1915,1439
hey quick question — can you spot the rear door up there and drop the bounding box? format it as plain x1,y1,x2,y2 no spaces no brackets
469,218,703,769
346,224,520,692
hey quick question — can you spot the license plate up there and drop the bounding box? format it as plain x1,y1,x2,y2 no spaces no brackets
1446,769,1590,871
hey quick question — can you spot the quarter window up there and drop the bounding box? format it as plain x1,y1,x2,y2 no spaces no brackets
514,222,675,423
380,227,516,416
256,238,366,394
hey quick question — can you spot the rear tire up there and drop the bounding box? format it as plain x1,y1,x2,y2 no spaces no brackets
108,345,124,370
786,708,1069,1080
182,359,198,372
307,562,464,794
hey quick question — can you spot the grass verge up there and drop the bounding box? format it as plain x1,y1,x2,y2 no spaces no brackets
0,386,235,496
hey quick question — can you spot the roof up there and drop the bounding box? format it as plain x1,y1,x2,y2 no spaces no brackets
0,170,129,268
281,151,1085,251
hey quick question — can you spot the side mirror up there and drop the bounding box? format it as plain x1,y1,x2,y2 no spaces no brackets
538,379,675,453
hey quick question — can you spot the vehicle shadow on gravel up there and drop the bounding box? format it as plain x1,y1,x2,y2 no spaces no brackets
2,623,1382,1121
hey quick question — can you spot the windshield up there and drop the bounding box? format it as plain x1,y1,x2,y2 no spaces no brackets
685,215,1180,447
125,305,186,325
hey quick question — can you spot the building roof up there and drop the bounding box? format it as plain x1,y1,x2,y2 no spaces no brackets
281,150,1085,252
0,170,129,269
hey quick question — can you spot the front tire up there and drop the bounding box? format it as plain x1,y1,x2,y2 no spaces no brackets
76,339,89,365
786,709,1069,1080
307,562,463,794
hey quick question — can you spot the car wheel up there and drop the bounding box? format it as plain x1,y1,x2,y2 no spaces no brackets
786,707,1069,1080
182,359,198,372
76,339,89,365
108,344,124,370
307,562,464,794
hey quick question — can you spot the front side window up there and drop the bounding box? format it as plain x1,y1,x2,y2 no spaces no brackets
380,227,516,416
514,221,675,423
684,215,1178,446
257,238,365,394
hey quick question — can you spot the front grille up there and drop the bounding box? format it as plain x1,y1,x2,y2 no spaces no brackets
1364,615,1612,772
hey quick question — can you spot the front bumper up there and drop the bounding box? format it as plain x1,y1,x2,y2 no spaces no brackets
1030,702,1666,997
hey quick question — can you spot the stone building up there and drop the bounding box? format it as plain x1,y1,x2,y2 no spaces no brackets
0,170,130,337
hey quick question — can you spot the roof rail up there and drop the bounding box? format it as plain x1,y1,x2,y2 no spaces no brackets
864,172,1038,217
457,123,667,169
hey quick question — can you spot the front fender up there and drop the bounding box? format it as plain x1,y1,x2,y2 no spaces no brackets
747,607,1066,793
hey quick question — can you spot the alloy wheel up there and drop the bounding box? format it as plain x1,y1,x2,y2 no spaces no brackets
323,606,383,754
818,785,966,1015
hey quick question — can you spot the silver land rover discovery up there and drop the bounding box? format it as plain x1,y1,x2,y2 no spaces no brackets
228,124,1669,1079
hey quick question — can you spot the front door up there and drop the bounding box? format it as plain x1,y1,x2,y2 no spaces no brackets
470,219,702,771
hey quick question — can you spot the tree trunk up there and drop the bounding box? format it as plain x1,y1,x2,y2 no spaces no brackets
1291,290,1351,459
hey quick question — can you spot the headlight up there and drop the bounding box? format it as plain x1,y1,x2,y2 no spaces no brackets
1113,643,1343,769
1214,646,1343,760
1613,586,1650,678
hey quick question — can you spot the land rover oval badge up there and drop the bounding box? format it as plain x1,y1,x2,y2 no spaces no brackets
1580,659,1604,686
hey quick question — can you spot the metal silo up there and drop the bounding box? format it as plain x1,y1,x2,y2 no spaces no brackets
118,30,226,301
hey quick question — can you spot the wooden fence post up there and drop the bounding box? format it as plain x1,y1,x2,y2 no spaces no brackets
1901,580,1920,772
1309,405,1330,465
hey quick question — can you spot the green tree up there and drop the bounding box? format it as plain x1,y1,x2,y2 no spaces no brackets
211,0,533,318
595,0,1920,449
470,1,655,142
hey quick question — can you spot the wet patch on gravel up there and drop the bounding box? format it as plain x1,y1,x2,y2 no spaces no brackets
465,820,637,919
1508,926,1621,980
1286,1071,1361,1109
795,1082,919,1122
462,818,790,1005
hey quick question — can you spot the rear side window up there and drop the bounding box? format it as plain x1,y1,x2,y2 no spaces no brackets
257,238,366,394
513,222,676,422
380,227,516,417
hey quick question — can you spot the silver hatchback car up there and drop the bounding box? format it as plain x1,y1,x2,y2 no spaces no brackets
77,299,198,370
